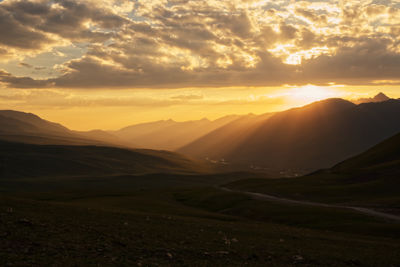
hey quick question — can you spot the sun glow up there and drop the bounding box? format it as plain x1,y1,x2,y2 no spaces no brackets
288,85,342,104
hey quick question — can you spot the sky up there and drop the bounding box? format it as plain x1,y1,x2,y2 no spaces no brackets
0,0,399,130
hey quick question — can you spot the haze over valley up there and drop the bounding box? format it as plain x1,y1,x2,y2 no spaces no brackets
2,93,399,175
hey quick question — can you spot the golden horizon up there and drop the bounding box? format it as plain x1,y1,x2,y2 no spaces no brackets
1,85,398,131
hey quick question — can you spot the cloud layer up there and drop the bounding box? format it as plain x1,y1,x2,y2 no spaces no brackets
0,0,400,89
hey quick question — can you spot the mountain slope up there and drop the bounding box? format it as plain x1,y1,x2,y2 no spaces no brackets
226,131,400,208
0,114,40,134
0,110,134,147
180,98,400,174
333,131,400,173
178,113,273,160
0,110,69,134
112,115,241,150
0,140,210,178
75,129,136,147
353,92,391,104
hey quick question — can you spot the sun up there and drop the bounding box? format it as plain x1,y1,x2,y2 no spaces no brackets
289,85,341,104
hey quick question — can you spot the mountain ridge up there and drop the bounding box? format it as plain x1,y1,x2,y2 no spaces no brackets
0,110,135,148
111,115,243,150
2,95,399,174
353,92,391,104
179,97,400,174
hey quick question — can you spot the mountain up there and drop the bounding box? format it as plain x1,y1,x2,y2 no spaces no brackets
333,131,400,173
353,92,391,104
0,110,133,147
0,110,70,133
180,98,400,174
226,130,400,208
178,113,273,164
0,140,210,178
112,115,241,150
0,114,40,134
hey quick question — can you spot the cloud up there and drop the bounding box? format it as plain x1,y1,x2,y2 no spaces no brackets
171,94,204,100
0,6,54,50
0,0,130,57
18,62,33,68
0,87,289,111
213,95,286,106
0,88,184,108
301,38,400,85
0,70,53,88
0,0,399,89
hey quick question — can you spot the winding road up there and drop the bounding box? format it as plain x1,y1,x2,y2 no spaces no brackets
220,187,400,223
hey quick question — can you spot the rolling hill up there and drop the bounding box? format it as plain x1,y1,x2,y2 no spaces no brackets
180,97,400,174
332,131,400,173
226,130,400,209
0,140,210,178
1,129,399,267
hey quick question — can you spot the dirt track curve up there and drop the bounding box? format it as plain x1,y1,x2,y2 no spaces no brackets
220,187,400,222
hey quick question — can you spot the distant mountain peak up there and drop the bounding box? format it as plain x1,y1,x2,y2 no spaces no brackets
373,92,390,102
353,92,391,105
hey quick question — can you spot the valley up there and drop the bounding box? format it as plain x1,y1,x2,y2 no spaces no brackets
1,95,400,266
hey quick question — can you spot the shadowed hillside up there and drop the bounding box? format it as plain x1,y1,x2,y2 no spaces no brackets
1,136,399,266
0,110,69,134
0,140,210,178
333,131,400,173
178,113,273,162
112,115,241,150
180,98,400,174
0,110,134,147
226,131,400,209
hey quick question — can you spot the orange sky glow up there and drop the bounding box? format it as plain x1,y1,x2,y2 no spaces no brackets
0,0,399,130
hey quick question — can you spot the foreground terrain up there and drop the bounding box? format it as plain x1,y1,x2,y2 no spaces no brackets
1,172,400,266
1,139,400,266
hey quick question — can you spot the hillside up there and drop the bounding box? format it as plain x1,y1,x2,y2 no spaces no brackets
178,113,273,162
333,131,400,173
0,110,133,147
180,98,400,174
226,130,400,209
112,115,241,150
0,110,69,134
0,140,210,178
1,136,399,266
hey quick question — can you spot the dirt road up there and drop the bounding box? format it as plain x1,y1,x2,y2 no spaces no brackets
220,187,400,222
